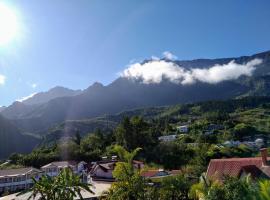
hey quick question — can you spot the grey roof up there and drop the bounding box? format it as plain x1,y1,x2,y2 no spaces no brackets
0,168,42,177
41,161,77,169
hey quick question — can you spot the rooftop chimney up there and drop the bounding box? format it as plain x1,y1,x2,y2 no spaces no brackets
260,148,268,166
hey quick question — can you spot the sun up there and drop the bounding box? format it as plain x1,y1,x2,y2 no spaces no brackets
0,3,20,46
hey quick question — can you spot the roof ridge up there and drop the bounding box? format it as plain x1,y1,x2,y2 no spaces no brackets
210,157,268,161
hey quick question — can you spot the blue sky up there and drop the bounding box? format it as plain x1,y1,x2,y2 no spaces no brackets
0,0,270,106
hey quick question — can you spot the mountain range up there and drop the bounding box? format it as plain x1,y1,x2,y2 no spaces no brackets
0,50,269,158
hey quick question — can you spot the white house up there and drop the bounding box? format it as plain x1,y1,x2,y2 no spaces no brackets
90,159,144,181
0,168,42,193
177,125,188,133
90,161,116,180
158,135,177,142
41,161,86,177
223,140,241,147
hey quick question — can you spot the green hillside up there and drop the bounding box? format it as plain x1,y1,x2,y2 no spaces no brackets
0,115,41,159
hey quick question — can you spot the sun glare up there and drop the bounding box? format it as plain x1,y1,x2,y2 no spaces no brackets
0,3,20,46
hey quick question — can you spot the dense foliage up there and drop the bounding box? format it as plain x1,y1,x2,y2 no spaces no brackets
9,97,268,170
3,96,270,199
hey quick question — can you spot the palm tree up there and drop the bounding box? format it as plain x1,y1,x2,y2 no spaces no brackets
28,175,56,200
189,174,210,200
53,168,93,200
19,168,93,200
113,145,142,165
112,145,142,178
257,180,270,200
102,145,145,200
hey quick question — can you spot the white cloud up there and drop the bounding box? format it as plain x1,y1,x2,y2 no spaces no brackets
151,56,160,61
121,59,262,85
31,83,37,88
0,74,6,85
162,51,178,60
16,93,37,102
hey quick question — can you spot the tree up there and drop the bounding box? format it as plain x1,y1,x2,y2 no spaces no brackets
9,153,23,164
233,123,256,140
80,130,107,161
72,131,81,146
189,174,210,200
115,117,133,149
114,116,154,152
103,146,147,200
159,175,192,200
200,176,256,200
53,168,93,200
22,168,93,200
112,145,142,180
26,175,56,200
154,142,194,170
257,180,270,200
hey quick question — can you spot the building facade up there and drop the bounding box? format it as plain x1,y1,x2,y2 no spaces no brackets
0,168,42,193
41,161,82,177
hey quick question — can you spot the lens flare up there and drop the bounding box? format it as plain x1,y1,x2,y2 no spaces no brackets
0,3,20,46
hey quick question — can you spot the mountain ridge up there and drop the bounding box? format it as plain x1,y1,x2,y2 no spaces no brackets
1,50,270,135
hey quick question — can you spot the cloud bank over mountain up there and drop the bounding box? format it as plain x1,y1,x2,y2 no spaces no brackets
121,59,263,85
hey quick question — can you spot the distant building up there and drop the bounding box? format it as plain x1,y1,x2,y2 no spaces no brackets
204,124,224,135
177,125,188,133
223,140,241,147
242,141,257,149
223,139,264,149
255,138,264,148
90,159,144,181
206,148,270,182
41,161,87,177
158,135,177,142
0,168,42,193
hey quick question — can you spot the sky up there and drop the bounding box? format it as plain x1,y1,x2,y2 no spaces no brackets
0,0,270,106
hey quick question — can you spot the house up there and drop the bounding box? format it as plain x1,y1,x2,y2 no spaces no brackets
177,125,188,133
90,161,116,181
41,161,86,177
223,139,264,149
204,124,224,135
0,168,43,194
158,135,177,142
90,159,144,181
206,148,270,182
223,140,241,147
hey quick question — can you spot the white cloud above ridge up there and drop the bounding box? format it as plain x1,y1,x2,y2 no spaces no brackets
0,74,5,85
16,92,37,102
163,51,178,60
121,58,263,85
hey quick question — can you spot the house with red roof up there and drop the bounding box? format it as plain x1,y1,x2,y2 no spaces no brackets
206,148,270,182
